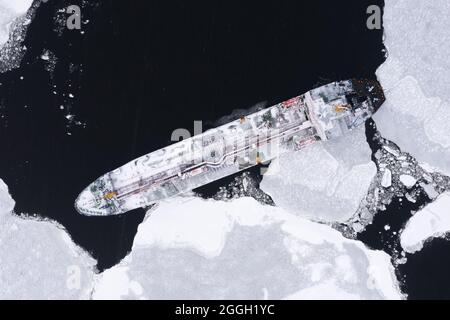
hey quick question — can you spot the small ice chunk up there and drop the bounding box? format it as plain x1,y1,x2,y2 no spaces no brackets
381,169,392,188
405,193,416,203
401,192,450,253
399,175,417,188
420,183,439,200
383,146,399,157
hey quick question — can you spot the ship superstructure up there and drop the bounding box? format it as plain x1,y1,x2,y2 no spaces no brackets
75,79,384,216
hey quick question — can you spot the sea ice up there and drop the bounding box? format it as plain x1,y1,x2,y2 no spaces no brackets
373,0,450,176
0,0,35,72
260,126,376,222
0,0,32,48
399,175,417,189
93,197,403,300
400,192,450,254
0,179,96,299
381,169,392,188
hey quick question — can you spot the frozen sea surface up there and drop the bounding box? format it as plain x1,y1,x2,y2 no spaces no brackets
0,180,95,299
93,197,402,300
401,192,450,254
260,126,376,222
373,0,450,176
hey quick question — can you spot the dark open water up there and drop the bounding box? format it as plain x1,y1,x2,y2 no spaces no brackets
3,0,446,300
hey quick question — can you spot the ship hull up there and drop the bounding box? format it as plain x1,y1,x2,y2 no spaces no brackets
75,79,384,216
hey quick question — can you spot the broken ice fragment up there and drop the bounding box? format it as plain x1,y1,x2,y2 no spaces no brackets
381,169,392,188
401,192,450,253
399,175,417,188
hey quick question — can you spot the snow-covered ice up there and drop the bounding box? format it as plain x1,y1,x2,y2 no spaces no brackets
381,169,392,188
92,197,402,300
373,0,450,176
0,0,35,72
399,175,417,189
0,0,32,48
401,192,450,254
0,179,96,299
0,179,14,214
260,126,376,222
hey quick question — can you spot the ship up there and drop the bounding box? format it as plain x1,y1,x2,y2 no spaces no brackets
75,79,385,216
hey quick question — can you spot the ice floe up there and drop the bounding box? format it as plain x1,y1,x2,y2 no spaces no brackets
401,192,450,254
373,0,450,177
0,179,95,299
260,126,376,223
92,197,403,300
